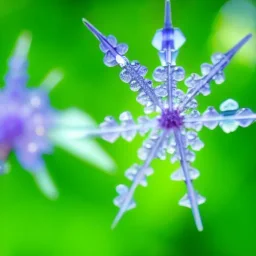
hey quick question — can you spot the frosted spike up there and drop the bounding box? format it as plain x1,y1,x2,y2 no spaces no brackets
125,164,153,186
100,116,120,142
179,193,206,208
114,184,136,210
171,167,200,181
203,107,219,129
236,108,255,127
120,111,137,141
153,66,167,82
82,19,127,66
220,99,239,113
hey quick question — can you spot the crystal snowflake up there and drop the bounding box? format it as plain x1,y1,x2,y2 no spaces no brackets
0,32,115,199
82,0,253,231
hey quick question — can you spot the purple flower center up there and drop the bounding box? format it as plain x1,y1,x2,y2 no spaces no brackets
159,109,184,130
0,115,24,144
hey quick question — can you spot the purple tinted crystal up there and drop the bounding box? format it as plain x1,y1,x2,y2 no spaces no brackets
158,109,183,129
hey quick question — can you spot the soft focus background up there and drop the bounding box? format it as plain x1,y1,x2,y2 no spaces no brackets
0,0,255,255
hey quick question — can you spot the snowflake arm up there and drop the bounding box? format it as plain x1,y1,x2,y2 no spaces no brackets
81,113,157,143
82,19,163,112
112,130,169,229
184,99,256,133
40,69,63,93
174,129,204,231
5,32,31,93
178,34,252,112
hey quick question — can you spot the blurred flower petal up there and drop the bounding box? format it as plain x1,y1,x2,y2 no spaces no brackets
33,166,59,200
50,108,116,173
40,69,64,92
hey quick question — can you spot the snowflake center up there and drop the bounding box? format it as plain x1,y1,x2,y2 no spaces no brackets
0,115,24,144
159,109,184,130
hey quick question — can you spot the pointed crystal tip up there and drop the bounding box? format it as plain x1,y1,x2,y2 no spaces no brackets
164,0,172,28
226,34,253,59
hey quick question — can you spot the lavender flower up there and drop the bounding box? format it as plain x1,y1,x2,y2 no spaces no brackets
1,32,115,199
82,0,253,231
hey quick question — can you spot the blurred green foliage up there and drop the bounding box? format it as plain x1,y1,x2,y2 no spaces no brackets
0,0,255,255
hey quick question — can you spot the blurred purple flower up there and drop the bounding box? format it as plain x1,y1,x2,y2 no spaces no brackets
0,32,115,200
82,0,253,231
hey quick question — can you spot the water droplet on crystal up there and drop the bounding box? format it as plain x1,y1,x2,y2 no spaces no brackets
153,66,167,82
185,110,202,131
138,116,151,135
220,99,239,112
138,66,148,77
173,66,185,81
154,85,167,97
136,91,150,106
114,184,136,210
211,53,225,65
200,83,211,96
201,63,213,76
185,149,196,162
130,60,141,71
185,74,201,88
103,51,117,67
203,107,219,130
120,69,132,83
220,120,239,133
179,193,206,208
99,35,117,53
236,108,255,127
171,167,200,181
116,43,128,55
129,80,140,92
120,111,136,141
100,116,120,143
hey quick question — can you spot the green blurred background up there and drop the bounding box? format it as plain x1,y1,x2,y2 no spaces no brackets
0,0,255,255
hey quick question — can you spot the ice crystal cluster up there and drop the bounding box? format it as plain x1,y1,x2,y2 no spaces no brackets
82,0,253,231
0,33,114,199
